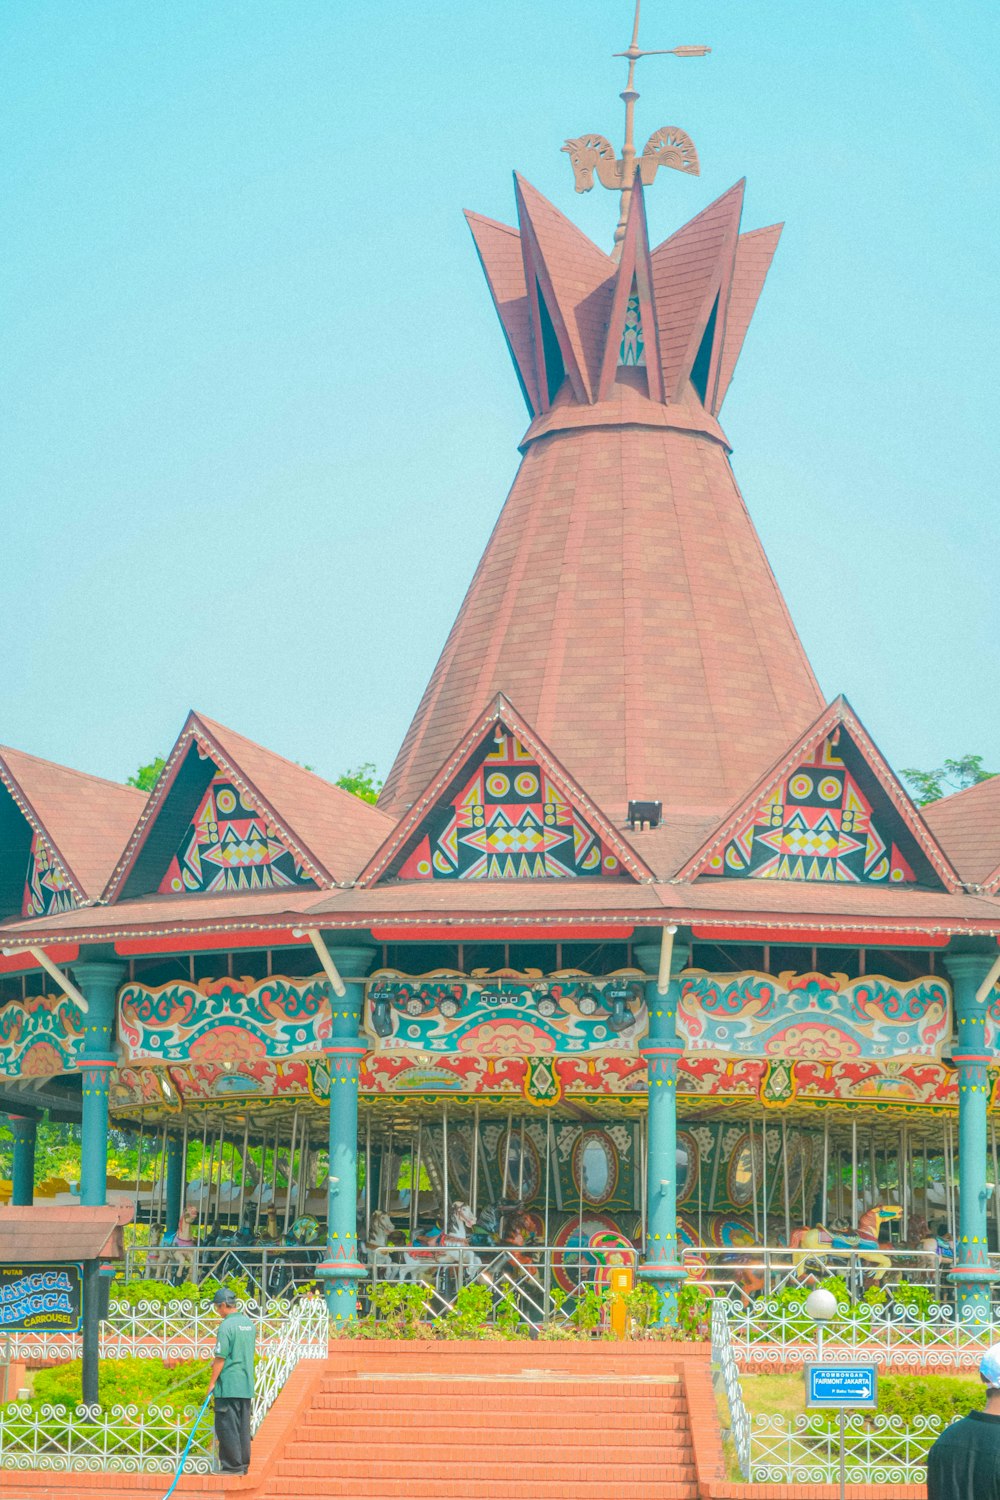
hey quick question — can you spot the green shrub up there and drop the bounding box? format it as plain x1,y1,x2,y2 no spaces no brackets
878,1374,985,1424
32,1356,211,1412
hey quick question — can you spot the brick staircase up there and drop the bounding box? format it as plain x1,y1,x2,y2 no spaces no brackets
270,1366,699,1498
3,1342,722,1500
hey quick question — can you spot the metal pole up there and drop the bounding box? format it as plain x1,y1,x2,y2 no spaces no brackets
838,1408,846,1500
543,1114,553,1317
471,1106,479,1215
822,1118,830,1227
761,1118,768,1246
577,1124,585,1242
696,1131,703,1246
502,1110,513,1197
518,1116,525,1200
749,1120,759,1243
851,1119,858,1227
442,1103,450,1230
901,1125,909,1240
179,1116,189,1225
134,1112,145,1216
284,1109,299,1237
365,1114,372,1239
254,1138,266,1232
269,1128,280,1223
413,1124,422,1235
782,1117,791,1244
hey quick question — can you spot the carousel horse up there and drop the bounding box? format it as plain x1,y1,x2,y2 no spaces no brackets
364,1210,401,1277
789,1203,902,1288
391,1203,486,1285
151,1207,198,1282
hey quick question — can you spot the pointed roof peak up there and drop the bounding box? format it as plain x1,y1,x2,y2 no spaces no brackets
104,711,392,902
367,695,653,886
676,697,961,890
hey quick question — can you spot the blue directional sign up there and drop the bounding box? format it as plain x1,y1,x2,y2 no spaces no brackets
806,1363,878,1409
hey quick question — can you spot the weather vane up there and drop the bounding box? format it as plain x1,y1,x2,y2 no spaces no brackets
562,1,710,252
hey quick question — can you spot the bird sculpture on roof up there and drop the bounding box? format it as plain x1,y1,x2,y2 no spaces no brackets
563,0,709,250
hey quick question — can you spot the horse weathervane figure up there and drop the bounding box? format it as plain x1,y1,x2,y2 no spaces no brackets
561,1,710,254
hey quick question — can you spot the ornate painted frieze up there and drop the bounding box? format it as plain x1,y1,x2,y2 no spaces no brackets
702,735,916,883
22,833,76,918
396,730,628,880
159,769,316,894
678,969,949,1062
0,993,86,1077
118,974,333,1064
365,968,646,1055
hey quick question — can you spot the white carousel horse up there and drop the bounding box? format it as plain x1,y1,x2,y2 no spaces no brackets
390,1203,485,1285
150,1207,198,1281
364,1210,398,1278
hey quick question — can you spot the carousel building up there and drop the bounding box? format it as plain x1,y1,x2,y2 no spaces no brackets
3,63,1000,1324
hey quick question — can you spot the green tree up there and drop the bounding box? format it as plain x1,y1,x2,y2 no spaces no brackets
335,762,383,804
127,756,166,792
900,755,996,806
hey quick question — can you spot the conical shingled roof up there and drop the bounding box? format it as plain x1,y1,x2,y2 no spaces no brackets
380,175,824,821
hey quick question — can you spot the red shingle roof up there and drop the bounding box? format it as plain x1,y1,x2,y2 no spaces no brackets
380,176,822,823
0,746,145,901
0,1203,133,1262
380,412,824,821
717,224,783,409
922,776,1000,890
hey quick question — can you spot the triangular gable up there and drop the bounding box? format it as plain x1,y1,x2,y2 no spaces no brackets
515,175,616,405
105,713,329,902
597,176,663,402
676,698,961,891
650,180,744,404
464,211,540,416
0,758,81,919
715,223,782,412
0,748,145,919
359,696,653,886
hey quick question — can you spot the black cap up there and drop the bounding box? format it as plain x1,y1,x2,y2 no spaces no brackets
212,1287,237,1307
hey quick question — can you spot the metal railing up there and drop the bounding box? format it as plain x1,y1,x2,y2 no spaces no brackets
366,1240,641,1328
725,1293,999,1369
0,1296,328,1475
711,1298,751,1475
123,1242,322,1300
711,1294,958,1485
681,1243,957,1300
747,1411,948,1485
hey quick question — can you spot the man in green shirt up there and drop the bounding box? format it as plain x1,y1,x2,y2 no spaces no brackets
209,1288,256,1474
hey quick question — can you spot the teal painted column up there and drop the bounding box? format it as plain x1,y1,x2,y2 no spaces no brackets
164,1135,184,1236
73,960,125,1208
8,1115,37,1206
945,951,999,1324
317,942,376,1326
635,934,690,1324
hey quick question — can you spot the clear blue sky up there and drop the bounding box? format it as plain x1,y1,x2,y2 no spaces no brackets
2,1,998,791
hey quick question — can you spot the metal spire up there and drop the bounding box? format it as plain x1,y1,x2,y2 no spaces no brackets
561,3,709,254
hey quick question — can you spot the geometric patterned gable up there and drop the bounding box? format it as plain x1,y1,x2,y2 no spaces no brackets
396,728,628,880
159,768,316,894
23,831,77,917
702,735,916,884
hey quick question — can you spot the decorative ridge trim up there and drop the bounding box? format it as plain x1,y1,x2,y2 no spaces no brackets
101,712,334,903
0,755,86,908
355,692,656,887
673,696,963,893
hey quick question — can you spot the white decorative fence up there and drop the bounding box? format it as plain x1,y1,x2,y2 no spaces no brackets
711,1298,970,1485
725,1294,999,1369
0,1296,328,1475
